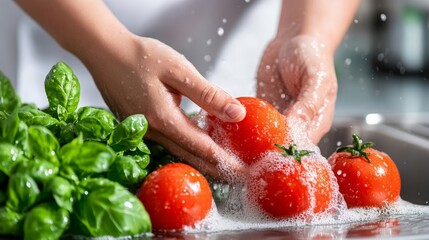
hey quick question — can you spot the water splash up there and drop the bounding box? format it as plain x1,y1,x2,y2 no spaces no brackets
217,27,225,36
204,55,212,62
345,58,352,66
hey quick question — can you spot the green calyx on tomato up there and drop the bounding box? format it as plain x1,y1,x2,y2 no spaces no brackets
275,143,313,163
336,134,374,162
328,134,401,208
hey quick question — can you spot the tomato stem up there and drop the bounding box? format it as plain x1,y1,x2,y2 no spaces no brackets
275,143,313,163
336,134,374,162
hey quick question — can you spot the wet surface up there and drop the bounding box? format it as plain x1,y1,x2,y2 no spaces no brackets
150,214,429,240
146,117,429,240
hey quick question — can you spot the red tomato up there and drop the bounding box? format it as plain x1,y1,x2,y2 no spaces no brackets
247,144,333,218
208,96,288,165
328,134,401,208
137,163,212,231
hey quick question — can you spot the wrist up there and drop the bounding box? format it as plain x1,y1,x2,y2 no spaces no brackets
72,28,138,68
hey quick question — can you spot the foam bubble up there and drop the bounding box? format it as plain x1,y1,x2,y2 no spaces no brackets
184,197,429,235
184,107,429,236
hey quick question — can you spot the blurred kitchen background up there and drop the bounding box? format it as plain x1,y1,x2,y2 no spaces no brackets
334,0,429,117
2,0,429,118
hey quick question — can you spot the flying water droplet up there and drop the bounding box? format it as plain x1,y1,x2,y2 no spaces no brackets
204,55,212,62
217,27,225,36
345,58,352,66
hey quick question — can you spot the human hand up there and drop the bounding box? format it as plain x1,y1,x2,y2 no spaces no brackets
84,36,246,181
256,35,337,144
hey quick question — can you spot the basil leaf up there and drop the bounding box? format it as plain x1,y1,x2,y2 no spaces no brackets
0,111,8,121
134,154,151,170
18,108,60,135
56,104,68,122
23,202,70,240
44,62,80,120
62,141,115,175
6,174,40,212
59,166,79,186
59,121,75,144
125,146,151,170
74,107,117,141
59,134,83,164
14,121,33,159
0,71,20,116
1,111,19,144
72,178,151,237
0,207,24,236
0,143,23,176
108,114,148,151
107,156,147,190
46,176,75,212
136,141,151,154
14,160,59,183
19,103,37,111
28,126,60,165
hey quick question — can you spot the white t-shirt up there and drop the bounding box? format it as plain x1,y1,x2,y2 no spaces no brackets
0,0,280,113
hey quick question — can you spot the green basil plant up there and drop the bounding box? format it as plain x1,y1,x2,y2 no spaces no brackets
0,62,154,239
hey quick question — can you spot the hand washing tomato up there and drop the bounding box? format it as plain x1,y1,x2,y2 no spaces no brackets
247,144,333,218
137,163,212,231
208,96,287,165
328,134,401,208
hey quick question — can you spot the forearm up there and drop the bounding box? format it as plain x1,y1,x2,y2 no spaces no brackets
278,0,360,53
15,0,134,65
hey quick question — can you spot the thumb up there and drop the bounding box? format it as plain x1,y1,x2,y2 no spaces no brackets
284,98,334,144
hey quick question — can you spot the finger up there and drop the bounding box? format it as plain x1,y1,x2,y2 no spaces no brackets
147,131,219,178
284,92,336,144
307,95,336,144
148,131,244,182
163,64,246,123
145,109,245,181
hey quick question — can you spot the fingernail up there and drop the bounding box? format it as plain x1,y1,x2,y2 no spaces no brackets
225,103,245,120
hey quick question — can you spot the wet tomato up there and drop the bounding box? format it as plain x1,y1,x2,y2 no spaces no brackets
328,134,401,208
208,96,287,165
247,144,333,218
137,163,212,231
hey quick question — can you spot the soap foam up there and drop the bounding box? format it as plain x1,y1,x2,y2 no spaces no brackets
185,110,429,235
